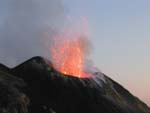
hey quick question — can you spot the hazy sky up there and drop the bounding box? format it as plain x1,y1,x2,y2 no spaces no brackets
63,0,150,104
0,0,150,105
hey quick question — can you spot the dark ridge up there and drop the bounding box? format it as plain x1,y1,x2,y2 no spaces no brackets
10,58,123,113
9,56,150,113
12,56,94,85
103,75,150,112
12,56,48,69
0,56,149,113
0,63,10,72
0,69,29,113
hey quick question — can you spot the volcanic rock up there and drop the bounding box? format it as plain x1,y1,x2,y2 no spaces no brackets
0,56,149,113
0,66,29,113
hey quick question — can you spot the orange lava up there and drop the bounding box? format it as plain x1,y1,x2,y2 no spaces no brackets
50,35,89,78
50,16,90,78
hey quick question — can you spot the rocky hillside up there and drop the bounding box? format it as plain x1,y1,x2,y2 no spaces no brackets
0,56,149,113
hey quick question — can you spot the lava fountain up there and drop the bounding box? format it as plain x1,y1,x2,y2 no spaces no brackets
50,31,90,78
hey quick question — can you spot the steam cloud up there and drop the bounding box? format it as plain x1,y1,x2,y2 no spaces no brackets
0,0,103,83
0,0,65,67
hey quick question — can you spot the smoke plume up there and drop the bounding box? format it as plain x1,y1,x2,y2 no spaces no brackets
0,0,65,67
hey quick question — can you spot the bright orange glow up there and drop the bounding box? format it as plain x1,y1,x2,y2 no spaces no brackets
51,36,89,78
50,16,90,78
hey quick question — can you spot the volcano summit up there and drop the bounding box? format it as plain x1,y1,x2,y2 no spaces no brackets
0,56,149,113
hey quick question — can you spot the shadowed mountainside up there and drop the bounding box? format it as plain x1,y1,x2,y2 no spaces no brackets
0,56,149,113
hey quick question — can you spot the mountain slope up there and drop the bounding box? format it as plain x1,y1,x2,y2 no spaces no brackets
9,56,150,113
0,69,29,113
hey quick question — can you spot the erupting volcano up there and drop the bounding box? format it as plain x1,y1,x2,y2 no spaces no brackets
50,34,89,78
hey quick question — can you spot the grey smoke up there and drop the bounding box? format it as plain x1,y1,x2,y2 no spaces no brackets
0,0,65,67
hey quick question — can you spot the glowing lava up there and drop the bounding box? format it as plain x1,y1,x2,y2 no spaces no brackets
50,34,89,78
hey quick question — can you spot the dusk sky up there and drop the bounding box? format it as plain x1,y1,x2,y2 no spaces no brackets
63,0,150,105
0,0,150,105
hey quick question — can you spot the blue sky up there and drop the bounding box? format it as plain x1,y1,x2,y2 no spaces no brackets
63,0,150,104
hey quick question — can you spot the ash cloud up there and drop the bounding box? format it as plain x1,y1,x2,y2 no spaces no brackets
0,0,65,67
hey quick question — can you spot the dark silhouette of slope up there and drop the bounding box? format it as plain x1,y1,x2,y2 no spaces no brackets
9,56,150,113
0,69,29,113
0,63,10,72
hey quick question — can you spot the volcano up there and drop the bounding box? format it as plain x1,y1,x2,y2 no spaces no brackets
0,56,149,113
